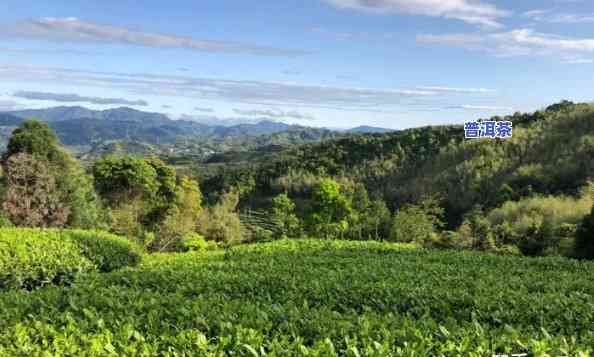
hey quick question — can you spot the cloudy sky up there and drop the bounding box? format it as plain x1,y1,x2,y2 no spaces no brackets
0,0,593,129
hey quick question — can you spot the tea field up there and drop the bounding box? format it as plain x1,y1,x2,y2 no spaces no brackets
1,239,593,356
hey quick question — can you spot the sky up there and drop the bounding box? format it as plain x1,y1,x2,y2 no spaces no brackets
0,0,593,129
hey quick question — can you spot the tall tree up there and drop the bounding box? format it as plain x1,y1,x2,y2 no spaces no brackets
2,153,69,227
1,120,103,228
308,178,352,239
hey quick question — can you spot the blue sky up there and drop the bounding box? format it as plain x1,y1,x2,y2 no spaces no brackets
1,0,593,129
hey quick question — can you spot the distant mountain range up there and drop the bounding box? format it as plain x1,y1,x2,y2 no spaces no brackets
346,126,395,134
0,106,394,150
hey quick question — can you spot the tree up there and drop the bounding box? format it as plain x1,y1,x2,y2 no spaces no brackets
3,120,61,162
2,153,69,227
308,178,352,239
271,193,300,238
92,156,159,205
198,191,242,244
391,198,444,243
362,199,392,240
155,177,203,251
575,206,594,259
1,120,103,229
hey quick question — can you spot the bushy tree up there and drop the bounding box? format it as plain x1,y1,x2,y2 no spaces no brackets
2,153,69,227
198,191,242,244
391,198,444,243
342,182,392,241
308,178,352,239
2,120,104,229
3,120,62,162
155,177,203,251
92,156,159,205
271,193,300,238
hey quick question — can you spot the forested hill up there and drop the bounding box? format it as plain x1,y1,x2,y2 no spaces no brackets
199,101,594,225
0,106,339,148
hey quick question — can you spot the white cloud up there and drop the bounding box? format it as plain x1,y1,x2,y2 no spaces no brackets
322,0,509,28
1,17,307,57
0,99,21,111
523,9,594,24
194,107,215,113
233,108,316,120
418,28,594,63
0,65,447,111
417,86,494,93
448,104,513,111
310,26,394,40
13,90,148,106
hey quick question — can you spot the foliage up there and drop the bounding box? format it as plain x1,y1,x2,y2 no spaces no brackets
486,189,592,256
575,206,594,259
196,101,594,238
2,153,70,227
0,229,94,290
391,198,444,244
271,193,301,238
154,177,202,251
93,156,201,251
108,199,146,244
345,183,392,240
1,120,105,230
61,229,142,272
0,228,139,290
92,155,160,205
198,191,242,244
0,240,592,354
180,233,218,252
308,178,352,239
60,156,107,229
2,120,62,162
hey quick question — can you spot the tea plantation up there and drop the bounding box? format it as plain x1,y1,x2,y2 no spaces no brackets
1,239,593,356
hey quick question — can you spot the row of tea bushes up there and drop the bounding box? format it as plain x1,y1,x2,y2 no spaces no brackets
0,228,140,290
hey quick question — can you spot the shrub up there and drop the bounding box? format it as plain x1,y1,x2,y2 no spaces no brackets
429,231,471,250
486,190,592,256
181,233,218,252
198,191,242,244
0,228,141,290
391,198,444,243
0,229,94,290
62,230,142,272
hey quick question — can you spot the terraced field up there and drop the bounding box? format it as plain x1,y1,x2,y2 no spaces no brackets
1,240,593,356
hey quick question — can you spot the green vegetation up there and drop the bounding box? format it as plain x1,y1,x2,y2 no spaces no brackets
0,240,592,355
195,101,594,257
62,229,142,272
0,101,594,354
0,229,139,290
1,102,593,258
575,206,594,259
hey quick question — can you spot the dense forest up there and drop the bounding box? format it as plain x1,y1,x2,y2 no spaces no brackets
0,100,592,259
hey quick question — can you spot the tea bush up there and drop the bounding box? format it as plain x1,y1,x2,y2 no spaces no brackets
0,228,141,290
61,229,142,272
0,229,94,290
0,239,592,355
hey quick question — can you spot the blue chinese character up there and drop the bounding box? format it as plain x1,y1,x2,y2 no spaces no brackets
496,121,513,138
482,121,497,138
465,121,481,139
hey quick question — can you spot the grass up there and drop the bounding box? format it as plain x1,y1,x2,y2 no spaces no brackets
0,239,593,356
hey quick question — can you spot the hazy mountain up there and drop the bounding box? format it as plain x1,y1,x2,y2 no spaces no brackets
9,106,170,125
347,126,395,134
0,106,335,149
